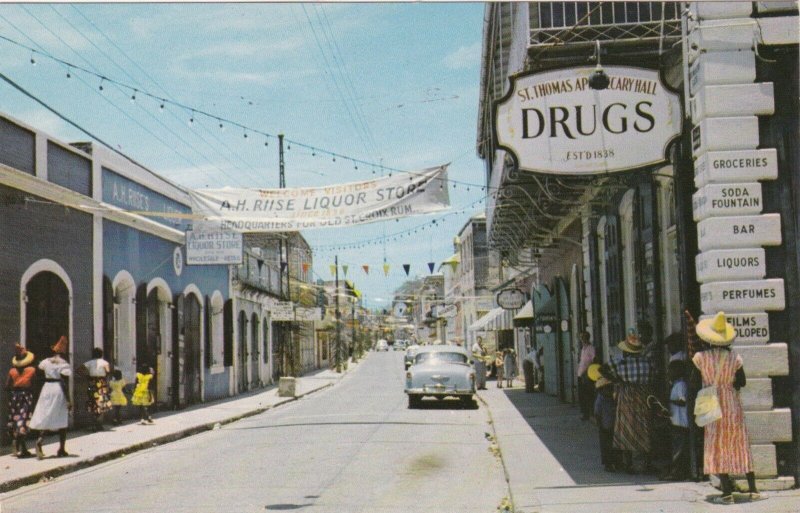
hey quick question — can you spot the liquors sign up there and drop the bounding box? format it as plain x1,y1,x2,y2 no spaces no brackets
494,66,681,175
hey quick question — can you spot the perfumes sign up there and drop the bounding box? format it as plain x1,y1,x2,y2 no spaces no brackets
494,66,681,175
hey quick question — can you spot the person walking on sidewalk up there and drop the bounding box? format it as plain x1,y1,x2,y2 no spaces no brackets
600,328,654,474
692,312,760,504
494,351,504,388
471,337,488,390
81,348,112,432
108,369,127,425
6,344,36,458
503,349,517,388
29,335,72,459
576,331,596,421
132,363,155,424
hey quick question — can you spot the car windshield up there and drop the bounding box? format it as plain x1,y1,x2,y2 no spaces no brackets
414,352,468,365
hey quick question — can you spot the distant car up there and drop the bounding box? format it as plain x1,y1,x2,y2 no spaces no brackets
405,345,475,408
375,339,389,352
404,344,420,369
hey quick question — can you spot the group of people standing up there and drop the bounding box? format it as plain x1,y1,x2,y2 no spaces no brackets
5,337,156,459
581,312,761,504
470,336,517,390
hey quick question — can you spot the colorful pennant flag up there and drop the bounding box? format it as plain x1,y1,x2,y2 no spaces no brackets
383,263,390,276
403,264,411,276
342,265,349,276
362,265,369,275
329,264,336,276
427,262,435,274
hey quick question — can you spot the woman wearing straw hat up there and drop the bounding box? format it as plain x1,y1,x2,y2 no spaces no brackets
692,312,760,504
599,328,655,474
6,344,36,458
29,335,72,459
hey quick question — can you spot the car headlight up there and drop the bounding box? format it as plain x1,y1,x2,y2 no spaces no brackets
406,371,412,380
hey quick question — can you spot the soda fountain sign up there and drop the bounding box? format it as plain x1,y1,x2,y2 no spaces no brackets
493,66,681,175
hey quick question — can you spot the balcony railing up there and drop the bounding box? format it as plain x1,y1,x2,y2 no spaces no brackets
531,2,682,48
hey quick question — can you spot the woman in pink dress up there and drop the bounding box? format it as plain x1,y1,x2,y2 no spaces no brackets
692,312,760,504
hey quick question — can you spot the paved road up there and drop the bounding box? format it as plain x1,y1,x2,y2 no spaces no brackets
0,351,507,513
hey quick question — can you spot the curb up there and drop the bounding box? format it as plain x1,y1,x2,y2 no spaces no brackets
476,391,517,513
0,381,336,494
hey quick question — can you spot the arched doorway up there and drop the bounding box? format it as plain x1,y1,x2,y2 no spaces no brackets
145,282,172,406
113,271,137,381
250,313,260,386
238,310,248,392
183,293,202,405
24,271,69,368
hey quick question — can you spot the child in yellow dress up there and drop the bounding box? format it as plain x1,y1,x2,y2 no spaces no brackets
109,369,127,425
131,364,154,424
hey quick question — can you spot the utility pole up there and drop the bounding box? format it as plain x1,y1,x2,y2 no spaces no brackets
277,133,293,376
334,255,342,372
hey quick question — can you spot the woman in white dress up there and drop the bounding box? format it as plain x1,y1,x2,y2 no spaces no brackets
29,335,72,459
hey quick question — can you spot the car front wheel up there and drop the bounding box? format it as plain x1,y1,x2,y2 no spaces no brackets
460,395,473,408
408,394,421,409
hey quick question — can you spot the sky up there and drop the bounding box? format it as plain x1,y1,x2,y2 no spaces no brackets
0,2,488,308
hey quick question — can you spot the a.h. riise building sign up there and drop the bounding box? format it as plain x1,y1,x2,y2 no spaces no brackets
494,66,682,175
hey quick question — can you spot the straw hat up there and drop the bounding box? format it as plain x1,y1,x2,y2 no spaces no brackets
696,312,736,346
51,335,68,354
595,376,612,389
587,363,601,382
617,328,643,353
11,343,34,368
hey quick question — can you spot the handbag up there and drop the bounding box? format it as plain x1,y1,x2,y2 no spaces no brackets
694,355,725,427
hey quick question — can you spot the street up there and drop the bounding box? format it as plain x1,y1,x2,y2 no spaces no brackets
0,352,507,513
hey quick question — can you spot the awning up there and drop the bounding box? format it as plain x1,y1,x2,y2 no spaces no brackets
512,300,533,328
469,307,504,331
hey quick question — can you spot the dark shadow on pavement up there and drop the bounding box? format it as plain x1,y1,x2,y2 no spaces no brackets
502,388,664,487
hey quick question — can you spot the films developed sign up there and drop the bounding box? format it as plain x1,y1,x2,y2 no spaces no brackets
185,230,243,265
494,66,681,175
189,165,450,232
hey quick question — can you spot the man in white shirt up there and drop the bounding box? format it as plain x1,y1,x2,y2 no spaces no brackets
471,337,488,390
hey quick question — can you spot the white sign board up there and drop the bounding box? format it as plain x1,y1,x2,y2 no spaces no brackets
696,248,766,283
700,278,785,313
494,66,681,175
699,312,770,344
697,214,782,251
295,307,322,322
689,49,756,96
271,302,295,321
694,149,778,187
186,230,243,265
497,288,526,310
692,183,762,221
189,165,449,232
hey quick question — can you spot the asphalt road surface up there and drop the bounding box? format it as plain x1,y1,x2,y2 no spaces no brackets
0,351,507,513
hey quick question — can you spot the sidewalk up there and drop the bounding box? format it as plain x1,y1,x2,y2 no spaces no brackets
0,362,357,494
478,381,800,513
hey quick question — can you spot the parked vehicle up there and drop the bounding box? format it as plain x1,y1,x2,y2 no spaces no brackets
405,345,475,408
404,344,420,369
375,339,389,352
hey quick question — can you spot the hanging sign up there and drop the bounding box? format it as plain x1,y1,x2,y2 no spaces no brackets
494,66,681,175
188,165,450,232
497,288,526,310
185,230,243,265
295,307,322,321
435,303,458,319
271,302,295,321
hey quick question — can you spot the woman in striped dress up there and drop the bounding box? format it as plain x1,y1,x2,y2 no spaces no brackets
692,312,760,504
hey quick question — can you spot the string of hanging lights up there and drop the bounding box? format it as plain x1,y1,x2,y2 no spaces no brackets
0,32,496,191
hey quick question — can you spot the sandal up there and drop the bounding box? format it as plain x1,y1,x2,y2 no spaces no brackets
711,494,734,505
35,440,44,460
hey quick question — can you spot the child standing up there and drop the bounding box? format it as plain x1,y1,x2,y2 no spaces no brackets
495,351,505,388
108,369,127,425
131,364,154,424
594,376,618,472
503,349,517,388
662,360,690,480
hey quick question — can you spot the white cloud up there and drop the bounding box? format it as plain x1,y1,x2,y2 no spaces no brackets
442,42,481,70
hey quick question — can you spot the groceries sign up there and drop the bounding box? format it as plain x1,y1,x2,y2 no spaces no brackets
494,66,681,175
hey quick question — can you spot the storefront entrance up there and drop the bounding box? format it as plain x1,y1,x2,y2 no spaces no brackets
25,271,69,369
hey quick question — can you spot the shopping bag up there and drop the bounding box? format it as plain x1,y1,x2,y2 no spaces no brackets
694,385,722,427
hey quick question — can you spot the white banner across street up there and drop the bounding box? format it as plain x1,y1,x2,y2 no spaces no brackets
188,165,450,232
